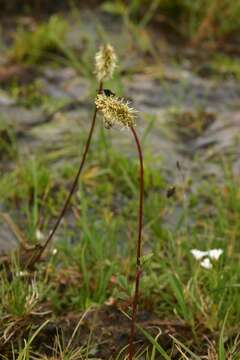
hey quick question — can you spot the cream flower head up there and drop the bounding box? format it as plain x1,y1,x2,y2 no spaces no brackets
95,44,117,82
95,93,137,129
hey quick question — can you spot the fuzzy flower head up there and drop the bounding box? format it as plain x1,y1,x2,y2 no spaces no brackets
95,44,117,82
95,93,137,129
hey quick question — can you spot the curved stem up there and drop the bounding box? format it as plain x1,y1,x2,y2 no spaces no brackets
128,126,144,360
28,82,103,269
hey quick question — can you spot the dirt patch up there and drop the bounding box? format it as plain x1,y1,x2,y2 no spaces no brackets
0,304,192,359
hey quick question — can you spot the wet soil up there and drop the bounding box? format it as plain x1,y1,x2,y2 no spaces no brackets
0,304,193,359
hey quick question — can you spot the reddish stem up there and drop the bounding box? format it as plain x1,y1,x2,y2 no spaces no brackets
128,126,144,360
28,82,103,269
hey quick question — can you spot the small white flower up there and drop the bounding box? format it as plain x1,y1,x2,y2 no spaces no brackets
200,258,212,269
36,229,44,241
52,248,58,255
190,249,208,260
16,271,29,277
207,249,223,261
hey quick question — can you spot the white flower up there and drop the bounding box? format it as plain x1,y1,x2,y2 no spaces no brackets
190,249,208,260
207,249,223,261
200,258,212,269
191,248,223,270
16,270,29,277
36,229,44,241
52,248,58,255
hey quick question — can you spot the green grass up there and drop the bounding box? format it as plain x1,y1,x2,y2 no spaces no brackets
0,118,240,357
212,54,240,80
0,116,18,160
9,15,69,64
2,0,240,47
102,0,240,43
1,6,240,357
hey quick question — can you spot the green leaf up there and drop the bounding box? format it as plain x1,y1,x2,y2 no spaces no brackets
219,310,230,360
169,274,191,322
137,324,171,360
140,253,153,267
170,335,201,360
101,2,125,16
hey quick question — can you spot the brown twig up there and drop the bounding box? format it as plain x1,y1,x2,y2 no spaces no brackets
27,82,103,269
128,126,144,360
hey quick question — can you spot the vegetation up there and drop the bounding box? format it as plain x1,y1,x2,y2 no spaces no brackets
1,107,240,357
9,16,68,64
0,2,240,359
101,0,240,44
1,0,240,44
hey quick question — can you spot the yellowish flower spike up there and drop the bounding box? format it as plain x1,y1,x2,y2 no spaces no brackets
95,44,117,82
95,94,137,129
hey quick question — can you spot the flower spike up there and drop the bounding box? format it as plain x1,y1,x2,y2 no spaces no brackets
95,93,137,129
95,44,117,82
